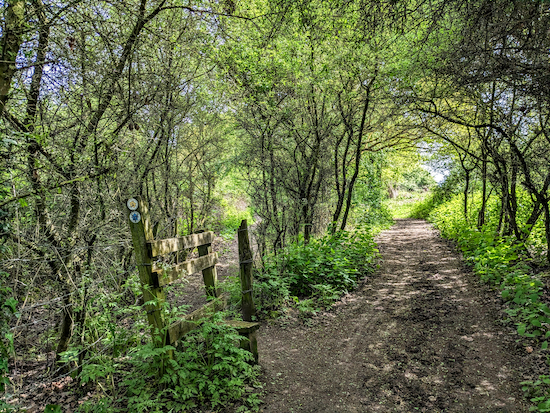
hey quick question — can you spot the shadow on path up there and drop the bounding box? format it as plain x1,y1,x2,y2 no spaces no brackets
257,219,530,412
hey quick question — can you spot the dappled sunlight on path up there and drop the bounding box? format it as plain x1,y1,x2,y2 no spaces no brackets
258,219,529,412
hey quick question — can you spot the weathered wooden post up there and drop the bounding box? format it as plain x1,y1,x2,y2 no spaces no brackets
196,230,219,299
237,220,259,362
126,196,167,345
238,219,256,321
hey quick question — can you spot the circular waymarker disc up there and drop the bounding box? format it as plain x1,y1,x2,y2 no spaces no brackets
127,198,139,211
129,211,141,224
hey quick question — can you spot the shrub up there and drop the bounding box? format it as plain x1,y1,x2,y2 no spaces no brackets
78,313,261,412
282,228,378,297
0,271,17,411
247,227,379,318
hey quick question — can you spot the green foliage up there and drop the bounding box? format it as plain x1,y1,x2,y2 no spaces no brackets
0,271,17,410
351,152,394,230
522,376,550,412
77,399,115,413
355,204,394,231
409,192,441,219
385,192,430,219
70,271,149,365
124,314,260,412
78,314,261,413
0,148,15,408
408,175,460,219
236,266,292,320
218,197,254,239
283,228,378,297
249,227,379,318
399,167,436,192
382,150,436,194
383,155,450,220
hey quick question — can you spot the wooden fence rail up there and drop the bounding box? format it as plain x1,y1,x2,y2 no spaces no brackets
126,196,259,362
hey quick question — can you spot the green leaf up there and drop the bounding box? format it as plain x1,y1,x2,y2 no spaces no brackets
45,405,62,413
3,297,17,313
518,324,527,335
542,341,549,350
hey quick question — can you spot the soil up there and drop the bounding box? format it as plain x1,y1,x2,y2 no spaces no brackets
256,219,534,412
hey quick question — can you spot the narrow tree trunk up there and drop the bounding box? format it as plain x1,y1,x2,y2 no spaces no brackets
339,76,373,232
463,169,470,222
543,200,550,265
497,193,505,236
0,0,25,114
477,154,487,228
55,280,73,359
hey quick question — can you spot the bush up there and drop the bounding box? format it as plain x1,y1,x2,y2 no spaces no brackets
282,229,378,297
0,204,17,410
409,192,439,219
0,271,17,411
78,313,261,412
218,198,254,239
248,227,379,318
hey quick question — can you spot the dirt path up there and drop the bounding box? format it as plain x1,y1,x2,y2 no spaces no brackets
257,219,531,412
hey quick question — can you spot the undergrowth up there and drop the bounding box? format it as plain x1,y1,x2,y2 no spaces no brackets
0,270,17,413
228,226,380,319
77,313,261,412
385,191,431,219
1,200,17,412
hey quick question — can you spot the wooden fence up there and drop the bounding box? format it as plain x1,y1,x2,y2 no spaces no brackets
126,196,259,362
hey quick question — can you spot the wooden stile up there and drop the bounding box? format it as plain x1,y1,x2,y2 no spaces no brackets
225,320,260,364
127,197,259,363
167,295,228,344
148,232,215,257
152,252,218,287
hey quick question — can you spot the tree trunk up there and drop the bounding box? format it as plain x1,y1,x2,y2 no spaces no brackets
543,200,550,265
0,0,25,114
463,169,470,222
477,153,487,228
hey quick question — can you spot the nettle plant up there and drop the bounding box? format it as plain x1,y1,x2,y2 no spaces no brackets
246,226,379,319
124,313,262,413
78,312,262,413
522,376,550,412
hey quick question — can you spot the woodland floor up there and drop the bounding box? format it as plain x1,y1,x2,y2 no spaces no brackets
255,219,537,412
